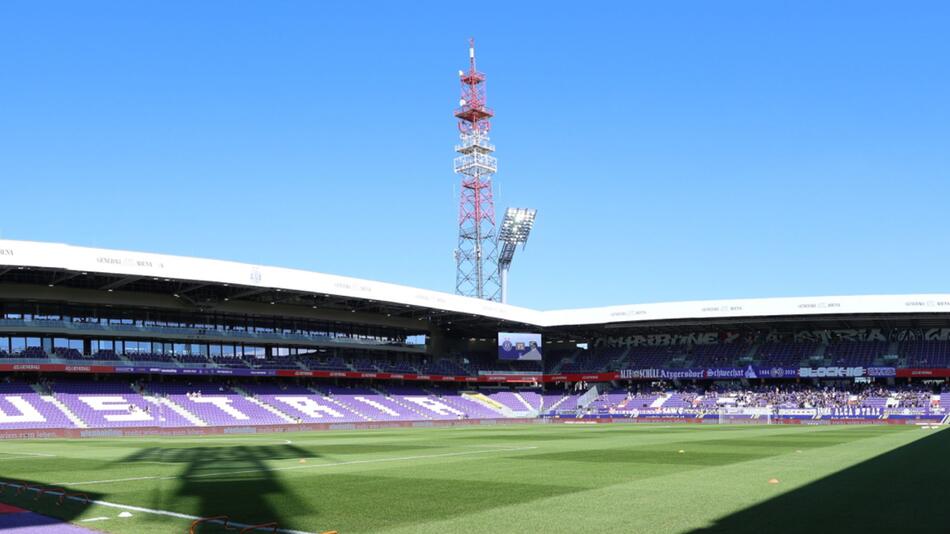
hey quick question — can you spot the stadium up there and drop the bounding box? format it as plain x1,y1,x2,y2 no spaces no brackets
0,239,949,532
3,4,949,533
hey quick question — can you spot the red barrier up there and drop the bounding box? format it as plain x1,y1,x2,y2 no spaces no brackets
547,416,935,427
0,362,619,383
897,368,950,378
0,414,929,442
0,418,537,441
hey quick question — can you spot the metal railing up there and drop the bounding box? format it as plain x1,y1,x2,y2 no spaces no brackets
0,319,425,351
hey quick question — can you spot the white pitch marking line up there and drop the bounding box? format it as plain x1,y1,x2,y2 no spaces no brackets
0,451,56,457
53,475,161,486
80,517,110,522
54,445,539,487
0,482,312,534
85,498,315,534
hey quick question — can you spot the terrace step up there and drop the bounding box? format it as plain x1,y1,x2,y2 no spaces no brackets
552,349,583,373
41,395,87,428
610,348,631,369
145,396,207,427
651,394,671,409
423,389,493,417
244,396,297,423
461,392,510,416
374,388,431,420
309,388,373,421
545,395,569,412
512,391,535,411
352,396,400,417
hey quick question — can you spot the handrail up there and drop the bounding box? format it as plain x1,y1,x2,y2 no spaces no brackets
238,522,278,533
189,515,232,533
58,491,90,505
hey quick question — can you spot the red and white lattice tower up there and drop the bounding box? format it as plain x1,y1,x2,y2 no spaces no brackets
453,39,500,301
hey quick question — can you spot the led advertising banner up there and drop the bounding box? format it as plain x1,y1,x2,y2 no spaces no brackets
498,332,543,361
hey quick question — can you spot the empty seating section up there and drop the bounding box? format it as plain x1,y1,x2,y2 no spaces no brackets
824,341,889,366
299,356,349,371
662,391,699,409
21,346,48,358
688,343,750,367
540,393,568,412
624,346,684,368
902,340,950,367
543,384,946,415
425,388,501,419
519,391,542,410
554,394,580,412
176,353,211,365
755,342,818,367
0,378,547,429
6,374,944,429
145,383,288,426
322,386,419,421
495,360,543,373
249,357,298,369
0,380,74,429
421,359,472,376
560,349,623,372
209,355,249,368
52,380,193,428
53,348,83,360
1,338,946,372
377,361,418,374
92,350,122,361
589,390,628,410
126,352,175,363
378,386,469,420
350,358,378,372
488,391,530,412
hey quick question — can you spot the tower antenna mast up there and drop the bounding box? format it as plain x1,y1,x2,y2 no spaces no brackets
453,38,500,301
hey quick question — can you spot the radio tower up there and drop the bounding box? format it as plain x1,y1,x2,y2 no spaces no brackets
453,38,501,301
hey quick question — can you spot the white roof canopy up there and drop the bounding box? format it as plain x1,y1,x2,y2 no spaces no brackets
1,239,948,327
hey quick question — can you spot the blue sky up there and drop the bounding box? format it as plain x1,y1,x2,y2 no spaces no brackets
1,1,947,309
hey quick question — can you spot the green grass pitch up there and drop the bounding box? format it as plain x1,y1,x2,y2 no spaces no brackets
0,423,946,533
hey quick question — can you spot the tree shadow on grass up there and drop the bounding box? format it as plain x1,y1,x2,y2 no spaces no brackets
118,444,316,532
690,428,950,534
115,442,582,533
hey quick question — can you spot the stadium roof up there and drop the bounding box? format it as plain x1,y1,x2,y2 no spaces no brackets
1,239,949,329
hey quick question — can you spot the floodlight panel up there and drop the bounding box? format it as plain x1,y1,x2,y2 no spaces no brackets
499,208,537,245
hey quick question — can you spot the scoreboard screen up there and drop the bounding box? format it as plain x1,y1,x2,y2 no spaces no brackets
498,333,543,361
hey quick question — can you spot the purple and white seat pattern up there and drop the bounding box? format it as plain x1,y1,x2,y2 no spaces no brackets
0,382,523,429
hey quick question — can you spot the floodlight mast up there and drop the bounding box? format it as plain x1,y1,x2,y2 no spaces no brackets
453,38,501,302
497,208,537,303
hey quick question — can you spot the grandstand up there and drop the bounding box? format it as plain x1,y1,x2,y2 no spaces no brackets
0,239,949,433
2,240,950,532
